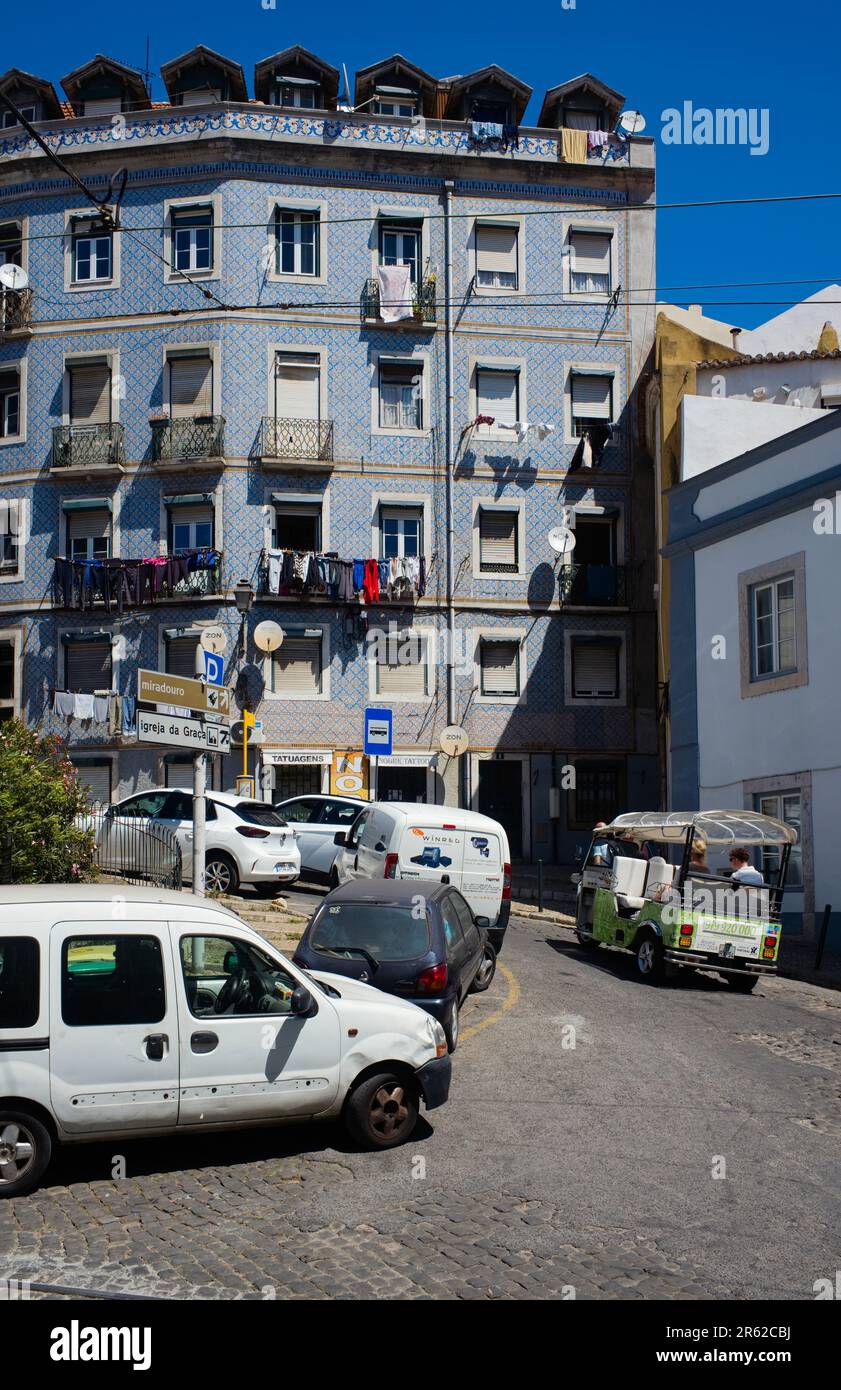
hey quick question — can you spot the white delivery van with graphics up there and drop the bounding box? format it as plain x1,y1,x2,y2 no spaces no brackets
333,803,512,950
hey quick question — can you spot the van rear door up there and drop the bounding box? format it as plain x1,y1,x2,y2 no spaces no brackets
398,823,465,886
461,830,504,922
49,922,180,1135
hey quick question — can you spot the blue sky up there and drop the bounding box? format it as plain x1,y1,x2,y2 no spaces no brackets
6,0,839,329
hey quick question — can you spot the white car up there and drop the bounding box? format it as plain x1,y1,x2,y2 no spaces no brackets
0,885,452,1197
273,794,367,884
96,789,300,895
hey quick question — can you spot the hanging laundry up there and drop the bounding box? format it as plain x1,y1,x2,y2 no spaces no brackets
73,693,95,722
535,423,556,441
108,694,122,737
53,689,75,723
352,559,366,594
560,128,588,164
121,696,136,735
470,121,504,143
587,130,610,154
362,558,380,605
92,694,110,726
376,263,414,323
499,420,530,445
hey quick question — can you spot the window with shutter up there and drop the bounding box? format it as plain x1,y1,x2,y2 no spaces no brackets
272,636,323,697
0,500,21,573
475,224,519,289
479,509,519,572
379,362,423,430
83,98,122,116
475,369,519,430
166,637,200,679
67,507,111,561
480,640,520,697
165,758,194,790
571,641,620,698
168,354,213,417
274,354,320,420
71,760,112,806
69,363,111,425
570,233,612,294
374,632,428,697
571,374,613,435
65,640,112,693
0,369,20,439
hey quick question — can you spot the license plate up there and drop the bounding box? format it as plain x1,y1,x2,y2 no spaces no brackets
697,932,759,958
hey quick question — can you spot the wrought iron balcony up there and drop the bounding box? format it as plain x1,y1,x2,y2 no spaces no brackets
559,563,627,606
362,275,436,324
259,416,334,464
51,422,125,471
172,558,223,599
151,415,225,464
0,287,34,335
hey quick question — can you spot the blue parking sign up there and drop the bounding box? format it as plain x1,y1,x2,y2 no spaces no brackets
364,707,393,757
203,649,224,686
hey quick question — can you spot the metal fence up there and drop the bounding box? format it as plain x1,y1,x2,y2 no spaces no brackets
51,423,125,470
362,276,437,323
151,415,225,463
259,415,334,462
81,803,183,890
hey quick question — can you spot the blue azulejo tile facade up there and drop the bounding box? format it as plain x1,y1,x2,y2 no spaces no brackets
0,47,659,860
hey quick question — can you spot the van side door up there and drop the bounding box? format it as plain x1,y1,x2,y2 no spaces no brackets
174,929,342,1125
49,922,180,1135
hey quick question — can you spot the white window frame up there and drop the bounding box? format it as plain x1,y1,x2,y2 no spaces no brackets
1,105,37,128
369,204,429,291
272,81,320,109
367,624,435,704
0,360,25,445
563,224,617,300
0,498,27,583
738,554,807,698
372,352,430,436
471,498,526,580
61,350,121,426
473,627,526,706
751,575,797,680
163,195,221,284
267,197,327,284
63,208,120,292
471,216,525,297
264,627,331,702
369,491,431,563
468,354,527,441
0,214,29,279
0,626,22,719
564,629,627,706
263,486,331,553
564,361,619,446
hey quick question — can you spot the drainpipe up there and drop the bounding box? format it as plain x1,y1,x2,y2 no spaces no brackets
443,180,458,798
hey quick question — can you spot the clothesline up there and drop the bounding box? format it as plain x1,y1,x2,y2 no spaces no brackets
52,689,136,734
53,548,220,614
263,549,427,603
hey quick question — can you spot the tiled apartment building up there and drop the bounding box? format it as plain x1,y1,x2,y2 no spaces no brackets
0,46,658,861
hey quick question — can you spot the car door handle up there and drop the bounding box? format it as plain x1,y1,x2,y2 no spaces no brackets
190,1031,219,1054
441,874,450,884
144,1033,168,1061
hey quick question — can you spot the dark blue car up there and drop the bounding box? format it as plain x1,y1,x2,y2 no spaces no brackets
293,880,497,1053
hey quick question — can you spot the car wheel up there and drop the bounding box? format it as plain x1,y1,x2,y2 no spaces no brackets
726,971,759,993
0,1111,52,1199
635,931,665,983
469,944,497,993
344,1073,420,1149
204,851,239,896
444,1000,459,1053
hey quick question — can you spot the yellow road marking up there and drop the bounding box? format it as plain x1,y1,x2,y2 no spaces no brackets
459,961,520,1045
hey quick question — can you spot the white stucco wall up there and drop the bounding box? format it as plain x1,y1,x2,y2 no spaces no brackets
696,358,841,405
680,394,828,480
739,284,841,355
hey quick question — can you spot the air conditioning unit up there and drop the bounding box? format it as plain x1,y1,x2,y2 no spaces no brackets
230,719,264,747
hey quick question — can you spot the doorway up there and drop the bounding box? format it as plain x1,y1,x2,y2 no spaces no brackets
377,766,427,803
477,760,523,858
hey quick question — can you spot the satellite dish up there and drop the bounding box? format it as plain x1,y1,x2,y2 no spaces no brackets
254,620,284,654
548,526,576,557
0,264,29,292
200,626,228,656
618,110,646,135
440,725,469,758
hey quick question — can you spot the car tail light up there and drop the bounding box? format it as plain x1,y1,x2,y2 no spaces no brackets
384,853,399,878
236,826,270,839
502,863,511,901
417,963,447,994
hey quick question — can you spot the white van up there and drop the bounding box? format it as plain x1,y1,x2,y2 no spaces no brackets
333,803,512,950
0,886,451,1198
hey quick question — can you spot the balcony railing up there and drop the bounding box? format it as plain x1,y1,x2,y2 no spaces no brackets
172,559,222,599
559,563,627,606
0,287,34,334
51,422,125,471
151,415,225,463
362,275,436,324
259,416,334,462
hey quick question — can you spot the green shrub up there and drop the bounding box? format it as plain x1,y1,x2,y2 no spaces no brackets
0,721,97,884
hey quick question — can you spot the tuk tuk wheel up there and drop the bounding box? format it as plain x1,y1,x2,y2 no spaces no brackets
635,931,664,983
726,972,759,993
576,930,598,949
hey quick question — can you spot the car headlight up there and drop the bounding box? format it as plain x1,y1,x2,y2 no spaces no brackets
426,1014,448,1058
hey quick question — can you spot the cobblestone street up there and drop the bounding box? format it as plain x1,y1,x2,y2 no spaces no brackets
3,916,840,1301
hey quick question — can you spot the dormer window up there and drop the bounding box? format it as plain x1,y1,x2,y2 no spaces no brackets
559,103,608,131
372,87,418,117
273,77,320,108
1,104,36,128
471,99,510,124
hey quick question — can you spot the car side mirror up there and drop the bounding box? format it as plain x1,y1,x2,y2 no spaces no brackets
333,831,347,847
290,985,313,1016
570,872,582,885
475,915,491,929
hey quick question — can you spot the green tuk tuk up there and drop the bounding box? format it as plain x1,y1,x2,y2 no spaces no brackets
572,810,797,990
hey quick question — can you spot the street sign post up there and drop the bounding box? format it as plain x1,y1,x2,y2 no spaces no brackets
136,709,232,754
137,669,231,717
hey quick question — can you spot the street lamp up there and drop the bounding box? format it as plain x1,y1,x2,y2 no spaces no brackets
233,579,255,659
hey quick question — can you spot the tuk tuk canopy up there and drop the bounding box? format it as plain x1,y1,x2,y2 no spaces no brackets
603,811,797,846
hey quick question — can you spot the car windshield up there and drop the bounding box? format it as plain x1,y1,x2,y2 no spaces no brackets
311,904,430,962
234,802,288,828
